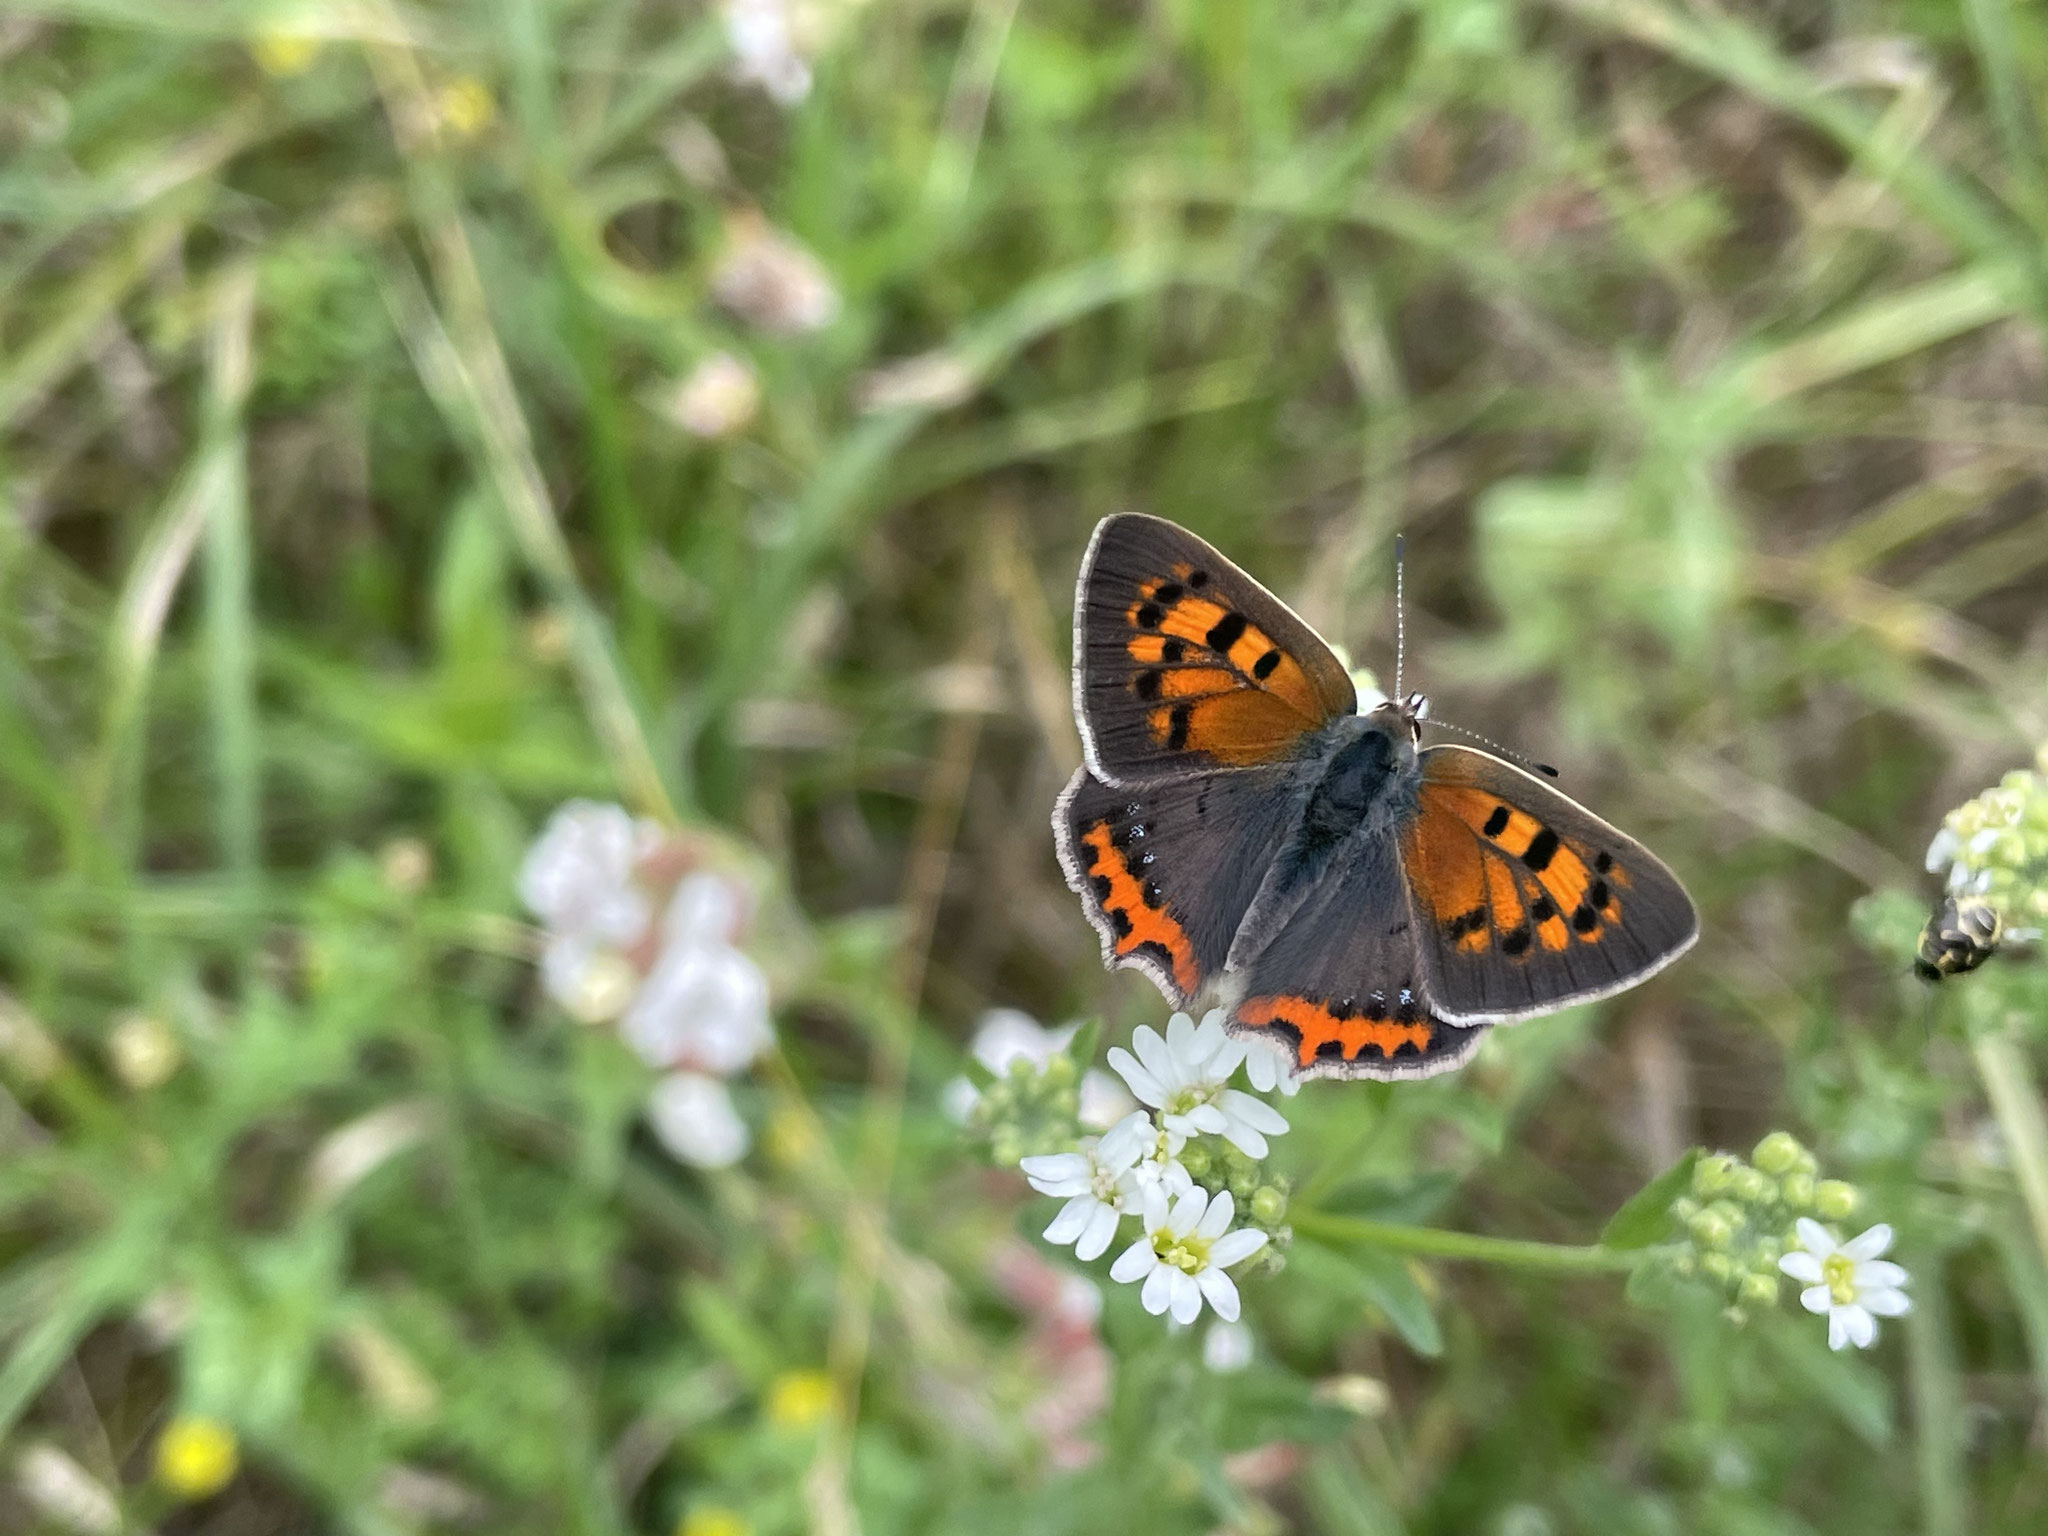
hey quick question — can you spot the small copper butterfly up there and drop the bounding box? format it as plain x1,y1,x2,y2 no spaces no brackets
1053,514,1700,1080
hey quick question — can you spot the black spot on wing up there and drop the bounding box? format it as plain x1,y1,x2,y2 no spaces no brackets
1521,828,1559,871
1482,805,1510,839
1206,611,1247,652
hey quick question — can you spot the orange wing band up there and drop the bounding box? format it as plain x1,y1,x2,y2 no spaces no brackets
1079,823,1200,996
1239,995,1433,1067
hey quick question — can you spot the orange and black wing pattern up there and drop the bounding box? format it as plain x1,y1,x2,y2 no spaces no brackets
1074,514,1355,785
1055,762,1301,1008
1400,746,1698,1025
1228,835,1487,1081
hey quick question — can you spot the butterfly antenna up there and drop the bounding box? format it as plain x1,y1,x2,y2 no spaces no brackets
1426,716,1561,779
1392,533,1406,702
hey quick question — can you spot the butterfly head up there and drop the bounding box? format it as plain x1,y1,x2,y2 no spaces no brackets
1366,691,1430,746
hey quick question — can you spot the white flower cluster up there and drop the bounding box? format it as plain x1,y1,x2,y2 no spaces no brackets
1019,1011,1292,1326
517,802,772,1168
1924,757,2048,933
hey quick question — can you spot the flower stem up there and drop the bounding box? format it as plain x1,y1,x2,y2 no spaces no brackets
1293,1211,1649,1273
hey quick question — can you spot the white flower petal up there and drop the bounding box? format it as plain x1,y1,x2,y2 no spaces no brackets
1019,1152,1089,1185
1165,1189,1207,1239
1080,1071,1140,1132
940,1076,980,1124
1106,1047,1166,1108
646,1072,748,1168
1242,1041,1279,1092
1133,1027,1179,1090
1205,1036,1248,1081
1159,1158,1195,1198
1862,1287,1913,1318
1841,1304,1877,1349
1109,1238,1157,1285
1140,1263,1175,1316
1218,1120,1269,1161
1795,1218,1837,1257
1828,1309,1851,1350
1778,1252,1824,1284
1187,1012,1227,1065
1169,1269,1204,1325
1140,1182,1171,1232
1164,1013,1197,1057
1197,1190,1236,1240
1801,1284,1832,1315
1202,1319,1253,1372
1859,1260,1909,1290
1044,1195,1097,1246
1196,1266,1241,1322
1842,1224,1894,1262
1208,1228,1269,1269
1095,1112,1153,1171
1183,1103,1230,1136
1219,1089,1290,1135
1076,1201,1122,1262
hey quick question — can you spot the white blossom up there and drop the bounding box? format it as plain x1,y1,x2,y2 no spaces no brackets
621,939,772,1075
724,0,812,105
1019,1112,1191,1262
1779,1218,1912,1351
539,936,640,1024
1107,1011,1290,1157
665,352,759,439
516,801,658,946
1240,1033,1302,1097
1202,1319,1255,1373
647,1071,749,1167
1108,1185,1268,1324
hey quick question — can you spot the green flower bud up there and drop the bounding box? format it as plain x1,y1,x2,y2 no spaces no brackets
1669,1196,1700,1225
1700,1252,1735,1284
1752,1237,1783,1268
1814,1180,1859,1220
1043,1054,1076,1088
1738,1272,1779,1307
1669,1251,1697,1279
1228,1159,1259,1199
1730,1166,1769,1204
1251,1185,1288,1225
1781,1171,1815,1209
1752,1132,1803,1176
1180,1143,1212,1179
1693,1153,1737,1198
1689,1209,1734,1250
990,1131,1022,1167
1722,1304,1748,1328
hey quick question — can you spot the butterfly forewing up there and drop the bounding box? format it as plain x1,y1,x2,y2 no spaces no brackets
1075,514,1355,784
1401,745,1699,1025
1055,763,1301,1008
1227,836,1488,1081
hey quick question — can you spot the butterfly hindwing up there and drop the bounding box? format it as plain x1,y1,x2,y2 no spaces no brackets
1074,514,1356,784
1226,834,1487,1081
1055,763,1301,1008
1400,745,1699,1025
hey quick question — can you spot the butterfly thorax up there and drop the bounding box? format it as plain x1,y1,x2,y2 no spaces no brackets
1222,710,1421,973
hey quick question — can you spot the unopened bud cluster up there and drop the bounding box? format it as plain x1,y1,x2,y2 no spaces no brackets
972,1052,1083,1169
1178,1138,1291,1276
1924,749,2048,931
1656,1132,1861,1325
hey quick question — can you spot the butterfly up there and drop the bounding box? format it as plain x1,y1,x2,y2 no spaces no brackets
1052,514,1700,1081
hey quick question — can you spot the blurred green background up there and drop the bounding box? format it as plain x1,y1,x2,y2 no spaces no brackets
4,0,2048,1532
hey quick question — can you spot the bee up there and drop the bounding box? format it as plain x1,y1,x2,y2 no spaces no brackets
1915,893,2004,981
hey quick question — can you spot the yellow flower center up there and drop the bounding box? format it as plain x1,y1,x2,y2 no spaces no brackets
766,1369,836,1430
1155,1232,1211,1274
1822,1253,1859,1307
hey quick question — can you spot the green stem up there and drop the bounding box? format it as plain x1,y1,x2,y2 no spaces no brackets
1293,1211,1649,1274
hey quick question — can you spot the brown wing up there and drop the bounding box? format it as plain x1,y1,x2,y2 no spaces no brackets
1400,746,1699,1025
1073,515,1356,785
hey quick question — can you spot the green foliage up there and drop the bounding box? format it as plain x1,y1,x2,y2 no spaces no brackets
4,0,2048,1533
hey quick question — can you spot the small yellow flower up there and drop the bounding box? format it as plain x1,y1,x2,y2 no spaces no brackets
763,1103,819,1169
108,1010,180,1090
765,1368,835,1429
677,1508,751,1536
155,1416,238,1499
251,31,321,77
435,77,497,140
